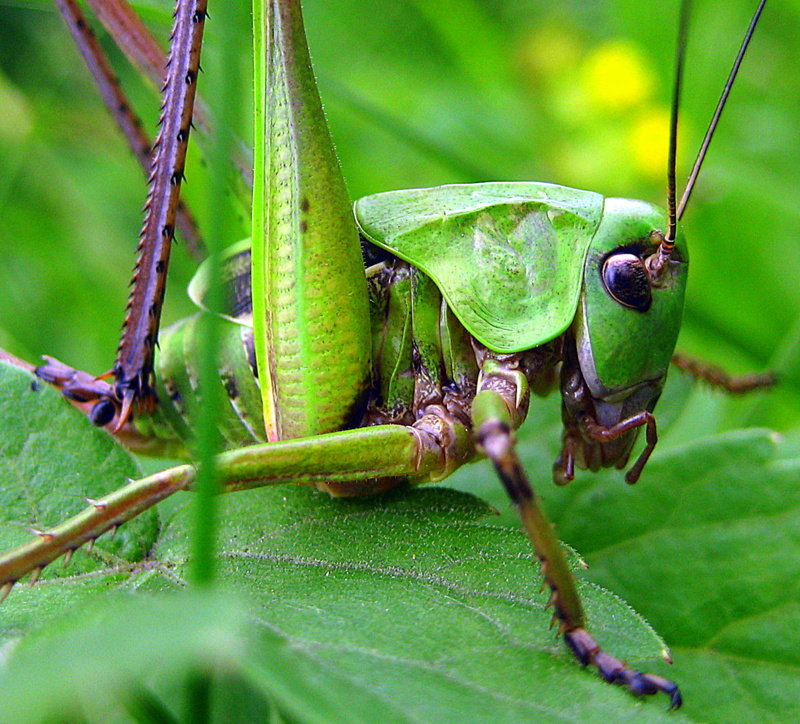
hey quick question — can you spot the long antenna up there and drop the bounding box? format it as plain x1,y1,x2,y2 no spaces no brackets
666,0,693,244
648,0,692,278
678,0,768,218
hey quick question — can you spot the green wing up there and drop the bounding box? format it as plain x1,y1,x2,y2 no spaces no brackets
355,182,604,353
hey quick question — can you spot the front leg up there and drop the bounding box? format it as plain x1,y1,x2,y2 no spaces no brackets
472,357,682,708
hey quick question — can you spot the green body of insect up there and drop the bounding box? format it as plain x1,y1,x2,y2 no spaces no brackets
0,0,713,708
139,184,687,492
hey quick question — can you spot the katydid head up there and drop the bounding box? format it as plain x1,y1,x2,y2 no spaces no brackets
553,0,766,484
554,198,688,485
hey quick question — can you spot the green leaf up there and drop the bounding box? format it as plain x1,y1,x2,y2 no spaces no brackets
451,398,800,723
155,485,677,723
0,362,680,723
553,429,800,723
3,359,799,722
0,363,157,566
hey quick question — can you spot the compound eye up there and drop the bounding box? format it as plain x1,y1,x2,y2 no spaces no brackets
602,253,652,312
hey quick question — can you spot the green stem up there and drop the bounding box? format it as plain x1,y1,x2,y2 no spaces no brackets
190,3,247,589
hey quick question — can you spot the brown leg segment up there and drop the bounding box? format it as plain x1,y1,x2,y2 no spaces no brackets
34,357,118,427
55,0,204,261
473,358,681,707
566,629,682,709
583,411,657,485
86,0,253,190
554,411,657,486
32,1,210,432
113,0,208,426
671,352,777,393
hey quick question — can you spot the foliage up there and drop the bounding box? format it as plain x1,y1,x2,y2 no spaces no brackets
0,0,798,721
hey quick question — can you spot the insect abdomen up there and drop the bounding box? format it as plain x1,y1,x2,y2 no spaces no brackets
133,314,265,449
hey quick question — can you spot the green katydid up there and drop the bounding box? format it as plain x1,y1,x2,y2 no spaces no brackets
0,0,776,710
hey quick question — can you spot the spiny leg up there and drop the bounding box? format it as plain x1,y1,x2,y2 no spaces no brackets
0,465,194,601
85,0,253,190
29,2,209,429
55,0,204,260
113,0,208,424
472,358,681,708
28,0,211,433
86,0,197,104
0,412,472,600
86,0,228,171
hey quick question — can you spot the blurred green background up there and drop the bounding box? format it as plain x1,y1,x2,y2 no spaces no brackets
0,0,798,434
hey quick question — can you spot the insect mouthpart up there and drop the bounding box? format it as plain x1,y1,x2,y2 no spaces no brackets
555,350,664,486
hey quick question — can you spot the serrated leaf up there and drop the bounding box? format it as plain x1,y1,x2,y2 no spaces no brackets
4,351,798,722
0,484,680,723
453,404,800,722
157,486,675,718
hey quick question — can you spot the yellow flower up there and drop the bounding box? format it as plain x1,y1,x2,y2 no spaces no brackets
629,109,671,180
581,40,654,113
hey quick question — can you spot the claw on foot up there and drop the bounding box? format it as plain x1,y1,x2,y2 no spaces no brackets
565,627,682,709
0,582,13,604
34,357,122,428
